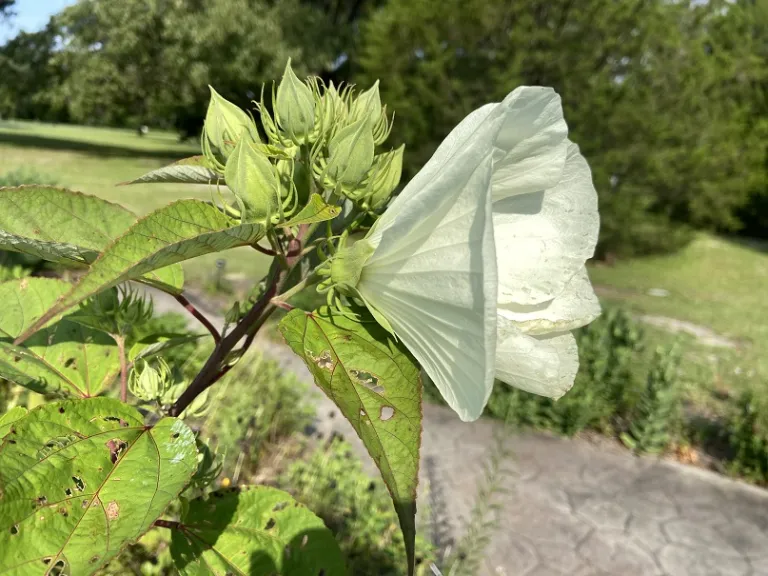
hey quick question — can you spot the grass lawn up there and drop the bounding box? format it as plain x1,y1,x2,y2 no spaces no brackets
589,234,768,409
0,120,270,287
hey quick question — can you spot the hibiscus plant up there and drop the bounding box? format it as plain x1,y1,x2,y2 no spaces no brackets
0,61,599,575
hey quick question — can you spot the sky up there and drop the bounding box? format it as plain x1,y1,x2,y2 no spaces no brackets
0,0,76,44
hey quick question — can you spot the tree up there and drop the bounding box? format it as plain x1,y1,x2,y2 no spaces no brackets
50,0,350,136
357,0,764,256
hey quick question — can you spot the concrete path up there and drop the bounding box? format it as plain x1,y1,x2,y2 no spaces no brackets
147,288,768,576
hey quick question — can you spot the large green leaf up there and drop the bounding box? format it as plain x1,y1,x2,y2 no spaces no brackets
170,486,345,576
120,156,222,186
0,398,197,576
0,407,27,439
17,200,264,343
0,278,120,397
0,186,183,292
282,193,342,227
278,308,422,575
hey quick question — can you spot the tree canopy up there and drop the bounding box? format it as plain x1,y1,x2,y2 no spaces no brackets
0,0,766,254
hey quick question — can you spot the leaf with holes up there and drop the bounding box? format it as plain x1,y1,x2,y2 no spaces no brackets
120,156,223,186
0,397,197,575
282,193,342,227
170,486,345,576
17,200,264,343
0,277,120,397
279,307,422,575
0,186,183,291
0,407,27,439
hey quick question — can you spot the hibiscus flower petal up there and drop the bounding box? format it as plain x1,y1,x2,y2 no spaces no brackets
495,313,579,399
497,267,600,335
360,156,497,422
491,87,569,202
494,142,599,306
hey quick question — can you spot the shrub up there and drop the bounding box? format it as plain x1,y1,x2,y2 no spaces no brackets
621,347,683,454
279,437,436,576
726,389,768,484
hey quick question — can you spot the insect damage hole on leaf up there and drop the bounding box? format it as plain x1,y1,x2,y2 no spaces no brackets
106,438,128,463
350,369,385,394
72,476,85,491
307,349,334,371
379,406,395,421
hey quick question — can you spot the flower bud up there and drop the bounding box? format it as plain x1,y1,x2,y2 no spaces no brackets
365,145,404,210
313,81,346,140
275,59,315,144
204,86,260,163
325,119,375,187
129,359,173,402
224,137,280,223
350,81,382,127
349,81,391,145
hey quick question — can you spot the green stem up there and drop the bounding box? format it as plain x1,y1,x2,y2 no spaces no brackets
271,272,322,308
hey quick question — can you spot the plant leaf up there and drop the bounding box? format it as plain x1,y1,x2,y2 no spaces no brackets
170,486,345,576
0,398,197,575
120,156,222,186
0,278,71,337
278,307,422,575
129,333,207,363
0,186,183,291
0,278,120,396
0,407,27,439
17,200,264,343
282,193,341,227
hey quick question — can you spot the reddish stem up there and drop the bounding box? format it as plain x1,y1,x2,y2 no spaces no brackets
174,293,222,344
253,243,277,256
117,336,128,402
154,519,182,530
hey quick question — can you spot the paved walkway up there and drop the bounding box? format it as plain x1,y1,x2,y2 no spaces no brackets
148,288,768,576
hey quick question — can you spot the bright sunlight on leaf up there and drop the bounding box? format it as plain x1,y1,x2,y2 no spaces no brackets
0,398,197,575
279,307,422,575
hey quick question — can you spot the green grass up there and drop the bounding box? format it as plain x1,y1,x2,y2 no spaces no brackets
589,233,768,406
0,120,270,287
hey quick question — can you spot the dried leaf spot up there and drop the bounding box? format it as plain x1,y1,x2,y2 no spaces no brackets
72,476,85,491
89,556,100,564
350,369,384,395
9,524,18,535
264,517,276,530
36,495,48,507
58,507,68,517
379,406,395,421
63,358,76,369
307,349,334,371
42,557,52,565
81,499,89,509
301,534,309,548
12,356,20,363
272,501,289,512
64,488,72,497
58,407,65,414
106,438,128,464
106,500,120,520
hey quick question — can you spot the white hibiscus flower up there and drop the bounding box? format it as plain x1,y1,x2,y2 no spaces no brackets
334,86,600,421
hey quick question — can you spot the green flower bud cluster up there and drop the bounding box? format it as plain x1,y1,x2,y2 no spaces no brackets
200,60,404,231
73,286,153,338
129,358,173,402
